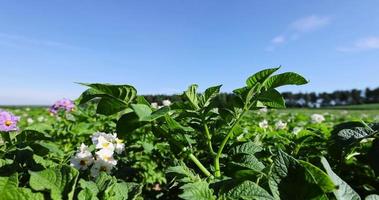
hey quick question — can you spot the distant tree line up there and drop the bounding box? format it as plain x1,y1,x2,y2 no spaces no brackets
143,87,379,108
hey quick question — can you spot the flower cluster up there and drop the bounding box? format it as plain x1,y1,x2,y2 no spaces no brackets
151,99,172,109
259,119,269,129
49,98,75,114
70,132,125,177
311,114,325,124
0,110,20,132
275,120,287,130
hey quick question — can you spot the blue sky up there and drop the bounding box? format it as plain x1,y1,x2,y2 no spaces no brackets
1,0,378,105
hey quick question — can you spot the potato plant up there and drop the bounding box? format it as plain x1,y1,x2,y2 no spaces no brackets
0,67,378,199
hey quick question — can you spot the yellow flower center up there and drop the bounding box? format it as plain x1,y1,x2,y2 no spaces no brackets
4,120,12,127
102,142,110,148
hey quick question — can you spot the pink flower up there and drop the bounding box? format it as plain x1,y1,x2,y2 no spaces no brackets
0,110,20,132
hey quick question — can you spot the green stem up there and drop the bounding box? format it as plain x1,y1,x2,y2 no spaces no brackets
214,109,248,177
188,153,212,178
203,123,215,155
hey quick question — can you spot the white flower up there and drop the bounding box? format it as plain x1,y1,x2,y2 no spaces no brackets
27,118,34,124
95,148,117,166
90,159,115,177
311,114,325,124
95,136,115,152
22,113,28,117
292,127,302,135
275,120,287,130
70,143,94,170
259,120,269,129
258,107,268,113
151,102,159,109
162,99,172,106
91,131,124,153
37,116,45,122
115,138,125,154
25,108,31,111
91,132,116,146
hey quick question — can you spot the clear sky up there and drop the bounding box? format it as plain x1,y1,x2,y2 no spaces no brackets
1,0,378,105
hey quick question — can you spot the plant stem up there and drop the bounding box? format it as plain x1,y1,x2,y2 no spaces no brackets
188,153,212,178
214,109,247,177
203,123,215,155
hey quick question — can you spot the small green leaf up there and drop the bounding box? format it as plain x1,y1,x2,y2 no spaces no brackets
184,84,200,110
257,89,285,108
141,106,170,121
131,104,153,119
246,67,280,87
77,83,137,115
263,72,308,90
167,162,200,183
199,85,222,108
179,180,216,200
226,180,274,200
230,141,263,155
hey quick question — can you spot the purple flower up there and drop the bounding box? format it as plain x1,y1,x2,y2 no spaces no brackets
49,98,75,114
0,110,20,132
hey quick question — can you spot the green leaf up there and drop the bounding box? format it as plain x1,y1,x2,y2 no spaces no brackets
89,173,136,200
229,142,265,172
141,106,170,121
269,150,329,200
29,165,79,200
226,180,274,200
116,112,148,137
230,141,262,155
16,124,52,142
0,173,44,200
104,181,129,200
79,179,100,194
257,89,286,108
331,122,379,147
78,83,137,115
79,179,100,200
366,195,379,200
78,187,99,200
263,72,308,90
246,67,280,87
179,180,216,200
320,157,361,200
167,162,200,183
165,115,194,133
230,155,265,172
97,97,128,115
299,160,336,193
131,104,152,119
33,154,57,168
199,85,222,108
184,84,200,110
0,158,13,168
